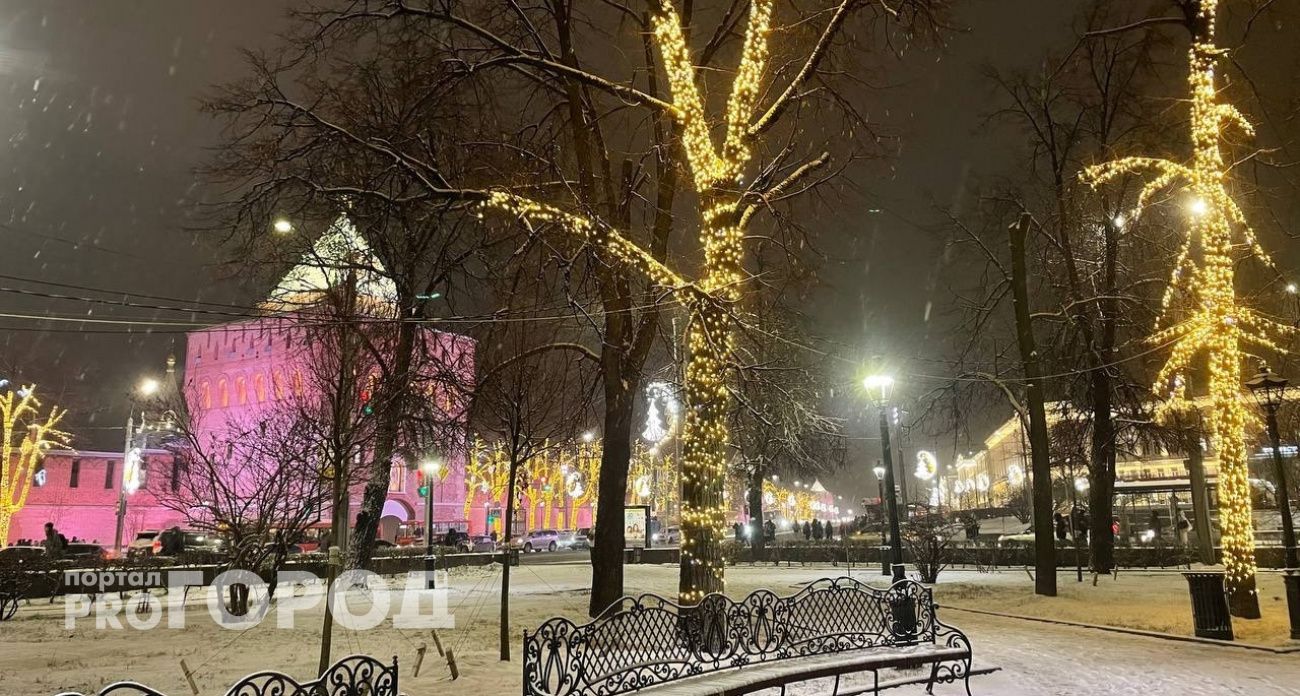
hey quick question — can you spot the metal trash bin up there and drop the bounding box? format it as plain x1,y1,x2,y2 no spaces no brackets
1284,570,1300,640
1182,571,1233,640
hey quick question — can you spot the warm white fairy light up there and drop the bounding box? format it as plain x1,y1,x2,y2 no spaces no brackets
477,0,794,604
1082,0,1284,617
0,385,68,544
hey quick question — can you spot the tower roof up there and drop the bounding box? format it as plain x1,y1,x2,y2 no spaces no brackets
266,216,397,308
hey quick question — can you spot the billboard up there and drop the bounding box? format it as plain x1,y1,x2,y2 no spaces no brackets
624,505,650,548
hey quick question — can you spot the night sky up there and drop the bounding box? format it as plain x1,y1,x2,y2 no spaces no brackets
0,2,1294,501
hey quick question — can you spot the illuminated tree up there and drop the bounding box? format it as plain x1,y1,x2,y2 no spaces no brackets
0,385,69,545
480,0,854,603
1082,0,1286,618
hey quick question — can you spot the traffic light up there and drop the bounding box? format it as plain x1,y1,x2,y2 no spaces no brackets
416,470,429,497
360,388,374,415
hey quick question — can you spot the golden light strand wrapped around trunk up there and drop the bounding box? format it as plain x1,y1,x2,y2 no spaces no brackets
480,0,784,604
1082,0,1287,618
0,386,69,545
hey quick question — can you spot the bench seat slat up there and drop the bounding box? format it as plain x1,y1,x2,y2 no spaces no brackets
634,645,970,696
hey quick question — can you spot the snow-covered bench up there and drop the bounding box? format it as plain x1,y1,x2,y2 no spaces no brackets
523,577,973,696
56,654,399,696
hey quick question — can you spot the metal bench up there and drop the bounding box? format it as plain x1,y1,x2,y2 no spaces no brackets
523,577,973,696
55,654,399,696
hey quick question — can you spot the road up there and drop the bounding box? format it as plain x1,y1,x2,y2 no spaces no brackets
518,548,595,565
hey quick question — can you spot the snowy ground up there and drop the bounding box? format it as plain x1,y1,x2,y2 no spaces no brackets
1,563,1296,695
933,565,1296,646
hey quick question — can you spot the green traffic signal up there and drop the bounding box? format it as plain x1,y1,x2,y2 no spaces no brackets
418,485,429,497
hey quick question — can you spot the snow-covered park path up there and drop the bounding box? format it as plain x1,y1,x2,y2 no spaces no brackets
2,563,1294,695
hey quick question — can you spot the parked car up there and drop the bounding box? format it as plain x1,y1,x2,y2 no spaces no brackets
458,535,497,553
576,527,595,547
996,527,1075,548
0,545,46,567
557,530,588,551
63,543,108,563
514,530,561,553
126,530,161,559
652,526,680,545
151,530,227,557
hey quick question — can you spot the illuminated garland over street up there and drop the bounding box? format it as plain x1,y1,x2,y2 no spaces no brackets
0,385,69,545
1083,0,1286,618
478,0,846,603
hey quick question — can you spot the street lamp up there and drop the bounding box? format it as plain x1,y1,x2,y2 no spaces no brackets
873,464,889,576
865,375,904,581
113,376,170,556
421,458,444,556
1244,365,1297,569
272,217,293,234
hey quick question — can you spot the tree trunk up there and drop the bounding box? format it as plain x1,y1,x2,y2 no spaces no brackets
1008,212,1057,597
500,455,521,661
678,304,729,604
1087,367,1116,574
588,382,634,616
349,318,417,569
1184,421,1216,565
747,460,766,560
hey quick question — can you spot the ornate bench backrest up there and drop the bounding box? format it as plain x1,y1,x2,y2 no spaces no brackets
54,654,398,696
523,577,936,696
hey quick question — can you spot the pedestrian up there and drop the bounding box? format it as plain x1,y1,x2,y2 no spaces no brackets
1074,509,1089,545
1176,511,1190,546
1149,510,1163,544
42,522,64,560
490,529,499,543
802,521,811,540
812,519,824,541
733,522,743,542
824,521,834,541
1053,513,1068,542
764,519,776,542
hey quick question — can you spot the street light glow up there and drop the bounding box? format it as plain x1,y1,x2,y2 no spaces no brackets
1287,283,1297,295
272,218,293,233
581,431,595,443
138,378,160,396
421,458,443,477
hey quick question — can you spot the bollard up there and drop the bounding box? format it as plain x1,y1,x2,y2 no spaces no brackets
880,546,891,576
891,562,906,583
1181,570,1233,640
1284,570,1300,641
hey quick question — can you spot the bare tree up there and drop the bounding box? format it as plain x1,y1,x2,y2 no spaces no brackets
470,261,598,661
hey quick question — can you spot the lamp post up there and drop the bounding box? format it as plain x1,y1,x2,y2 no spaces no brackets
421,458,444,556
422,457,443,590
1244,366,1297,569
865,375,904,581
113,377,164,557
1245,364,1300,639
873,464,889,576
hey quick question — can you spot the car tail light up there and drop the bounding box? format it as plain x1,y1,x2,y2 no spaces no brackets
151,539,162,554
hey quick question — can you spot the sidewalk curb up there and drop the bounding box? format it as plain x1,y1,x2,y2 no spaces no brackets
943,604,1300,654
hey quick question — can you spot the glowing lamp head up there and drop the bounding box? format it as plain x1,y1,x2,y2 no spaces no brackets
581,431,595,443
421,458,443,478
138,378,161,397
272,218,293,234
1287,283,1297,295
863,374,895,403
1188,197,1209,217
1245,363,1289,412
872,466,886,480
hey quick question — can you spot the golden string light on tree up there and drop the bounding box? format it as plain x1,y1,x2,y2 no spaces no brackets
0,385,69,545
1082,0,1286,618
478,0,849,603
